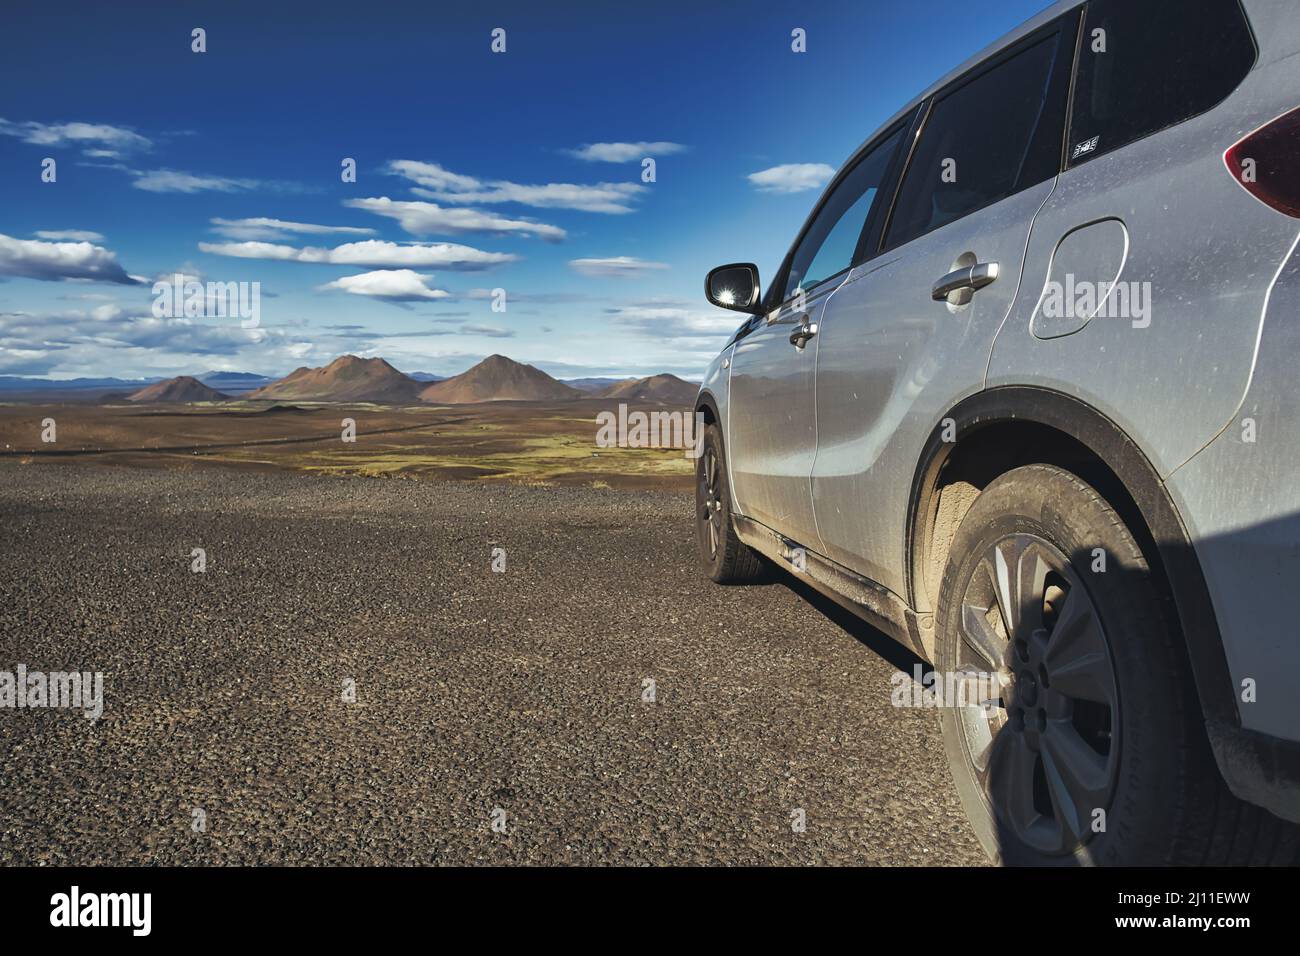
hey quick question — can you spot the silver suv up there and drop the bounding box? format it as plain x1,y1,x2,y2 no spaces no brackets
696,0,1300,865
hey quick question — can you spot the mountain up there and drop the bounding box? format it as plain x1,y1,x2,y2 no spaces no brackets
247,355,423,403
127,376,230,403
0,375,162,392
407,371,448,383
598,373,698,405
564,377,628,393
418,354,584,403
196,370,276,393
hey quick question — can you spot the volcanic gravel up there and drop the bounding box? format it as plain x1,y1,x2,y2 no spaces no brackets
0,463,985,865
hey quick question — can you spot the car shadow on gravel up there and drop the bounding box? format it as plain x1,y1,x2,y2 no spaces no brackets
774,573,929,676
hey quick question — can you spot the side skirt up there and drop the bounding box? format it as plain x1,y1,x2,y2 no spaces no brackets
732,515,932,661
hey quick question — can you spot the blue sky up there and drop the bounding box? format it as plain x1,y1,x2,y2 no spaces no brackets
0,0,1047,381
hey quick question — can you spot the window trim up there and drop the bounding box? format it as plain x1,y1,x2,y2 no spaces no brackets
854,109,926,265
876,13,1080,254
1061,5,1088,171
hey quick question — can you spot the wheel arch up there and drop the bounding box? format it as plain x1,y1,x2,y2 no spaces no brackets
695,390,720,428
906,386,1237,727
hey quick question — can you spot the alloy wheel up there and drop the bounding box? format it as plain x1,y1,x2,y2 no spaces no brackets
698,446,723,558
954,532,1120,855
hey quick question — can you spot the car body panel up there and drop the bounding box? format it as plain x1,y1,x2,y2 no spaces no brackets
986,51,1300,479
1166,231,1300,742
726,281,837,544
811,179,1055,591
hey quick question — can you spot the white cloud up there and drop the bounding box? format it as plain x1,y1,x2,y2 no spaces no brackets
132,170,262,193
210,217,376,241
465,288,598,304
0,308,279,376
0,232,141,285
57,292,116,302
198,238,515,270
606,304,738,340
568,142,687,162
344,196,565,241
386,160,479,193
461,324,514,338
153,262,205,285
320,269,451,301
417,182,642,214
34,229,105,242
76,160,132,172
0,118,151,156
600,302,740,372
388,160,645,214
747,163,835,193
569,256,670,279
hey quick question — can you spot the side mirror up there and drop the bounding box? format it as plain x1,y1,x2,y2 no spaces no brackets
705,263,763,314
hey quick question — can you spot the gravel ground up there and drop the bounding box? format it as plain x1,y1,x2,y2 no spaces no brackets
0,462,986,865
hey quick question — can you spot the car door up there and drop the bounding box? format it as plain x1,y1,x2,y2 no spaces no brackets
810,16,1078,593
728,125,907,545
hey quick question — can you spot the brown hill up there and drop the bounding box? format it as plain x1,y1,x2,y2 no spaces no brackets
418,354,583,403
247,355,422,403
599,373,698,405
127,376,229,403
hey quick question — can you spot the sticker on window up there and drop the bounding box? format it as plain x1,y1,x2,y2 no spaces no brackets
1071,135,1100,160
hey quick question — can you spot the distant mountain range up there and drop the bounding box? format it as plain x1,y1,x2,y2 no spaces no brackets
0,374,161,392
565,377,628,393
0,355,699,404
195,370,277,392
0,371,273,395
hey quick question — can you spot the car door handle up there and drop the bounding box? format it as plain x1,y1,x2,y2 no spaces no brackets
789,322,818,348
931,261,999,301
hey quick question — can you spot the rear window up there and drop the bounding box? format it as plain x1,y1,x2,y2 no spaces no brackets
1068,0,1256,166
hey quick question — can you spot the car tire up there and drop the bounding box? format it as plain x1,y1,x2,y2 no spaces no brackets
696,422,766,584
935,463,1300,865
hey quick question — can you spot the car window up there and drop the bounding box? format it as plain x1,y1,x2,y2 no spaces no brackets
884,28,1071,249
780,126,905,302
1069,0,1255,166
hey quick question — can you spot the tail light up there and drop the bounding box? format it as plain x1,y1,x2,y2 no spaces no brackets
1225,106,1300,217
